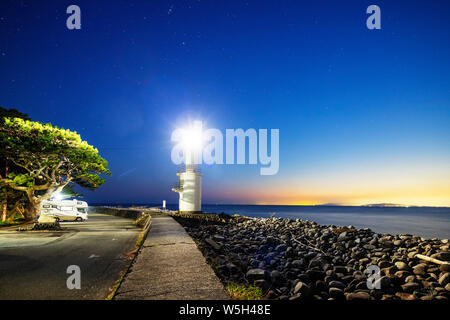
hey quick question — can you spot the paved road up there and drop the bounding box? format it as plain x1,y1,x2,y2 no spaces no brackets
0,213,140,300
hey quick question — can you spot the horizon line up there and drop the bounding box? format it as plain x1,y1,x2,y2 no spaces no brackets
89,202,450,208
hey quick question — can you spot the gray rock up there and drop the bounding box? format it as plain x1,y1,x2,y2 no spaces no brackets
407,251,418,259
285,247,294,258
401,282,421,293
328,287,344,300
394,270,411,279
293,281,311,297
380,240,393,248
333,266,347,274
440,263,450,273
226,263,239,274
413,263,427,275
378,260,390,268
345,291,371,301
359,258,370,265
315,280,327,292
438,272,450,287
430,252,450,262
291,259,305,268
374,276,391,289
265,290,278,299
246,268,267,282
213,235,225,242
254,279,270,293
338,232,347,240
297,273,310,283
308,257,325,269
395,261,409,271
305,252,317,260
328,280,346,290
205,238,221,251
270,270,283,283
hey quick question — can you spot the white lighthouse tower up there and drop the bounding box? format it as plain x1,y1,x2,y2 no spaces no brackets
171,121,202,214
172,163,202,213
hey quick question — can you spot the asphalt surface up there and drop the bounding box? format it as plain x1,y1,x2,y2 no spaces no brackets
0,212,140,300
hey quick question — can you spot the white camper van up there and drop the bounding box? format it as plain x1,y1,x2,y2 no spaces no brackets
39,199,88,222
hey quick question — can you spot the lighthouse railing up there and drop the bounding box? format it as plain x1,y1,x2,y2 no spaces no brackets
177,164,201,173
172,181,183,192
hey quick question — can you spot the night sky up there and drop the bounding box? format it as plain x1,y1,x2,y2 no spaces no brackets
1,0,449,206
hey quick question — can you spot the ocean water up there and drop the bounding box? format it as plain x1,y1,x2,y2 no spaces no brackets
168,204,450,239
95,203,450,239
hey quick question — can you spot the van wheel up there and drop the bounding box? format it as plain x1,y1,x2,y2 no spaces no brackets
75,217,82,222
55,218,60,222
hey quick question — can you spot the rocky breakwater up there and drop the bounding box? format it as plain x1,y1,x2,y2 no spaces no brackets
175,215,450,301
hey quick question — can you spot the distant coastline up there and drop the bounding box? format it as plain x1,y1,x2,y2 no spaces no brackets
91,203,450,209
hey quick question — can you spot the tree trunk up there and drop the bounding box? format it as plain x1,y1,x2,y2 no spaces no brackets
24,202,37,221
1,157,7,222
23,190,41,221
1,202,6,222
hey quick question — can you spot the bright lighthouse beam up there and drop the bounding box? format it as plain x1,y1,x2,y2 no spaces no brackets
171,120,204,165
180,121,203,152
171,121,203,214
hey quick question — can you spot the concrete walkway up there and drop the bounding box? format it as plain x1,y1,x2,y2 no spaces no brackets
115,215,229,300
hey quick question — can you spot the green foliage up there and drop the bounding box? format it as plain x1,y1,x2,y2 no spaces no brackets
0,220,23,227
0,106,30,122
226,283,263,300
0,116,110,218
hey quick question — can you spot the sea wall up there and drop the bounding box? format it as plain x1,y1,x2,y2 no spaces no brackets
92,206,145,220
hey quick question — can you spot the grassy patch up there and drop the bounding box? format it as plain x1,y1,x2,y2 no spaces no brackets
134,214,151,228
226,283,263,300
0,219,26,228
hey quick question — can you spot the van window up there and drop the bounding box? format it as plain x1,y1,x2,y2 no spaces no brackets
77,208,86,213
43,205,50,208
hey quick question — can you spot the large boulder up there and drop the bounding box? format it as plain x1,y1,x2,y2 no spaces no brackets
293,281,311,297
246,269,267,282
431,252,450,262
438,273,450,287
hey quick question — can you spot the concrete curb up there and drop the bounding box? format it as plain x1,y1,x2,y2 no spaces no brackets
106,215,152,300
